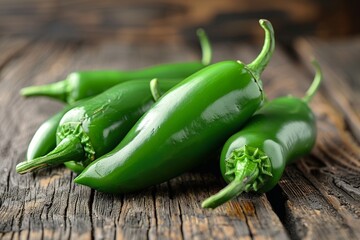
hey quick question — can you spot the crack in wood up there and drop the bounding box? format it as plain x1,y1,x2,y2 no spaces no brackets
266,185,288,229
88,189,95,240
177,201,185,240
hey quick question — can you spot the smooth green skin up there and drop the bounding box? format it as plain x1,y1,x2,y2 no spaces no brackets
17,79,180,174
65,63,205,103
21,63,205,104
24,79,181,173
21,28,212,104
75,61,263,193
58,79,179,159
220,97,316,193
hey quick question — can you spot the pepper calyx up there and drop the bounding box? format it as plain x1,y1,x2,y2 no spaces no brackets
57,122,96,165
201,145,272,209
225,145,272,192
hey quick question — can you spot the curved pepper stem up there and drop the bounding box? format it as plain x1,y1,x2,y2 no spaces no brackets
20,80,68,102
16,135,84,174
202,145,272,209
247,19,275,80
302,59,323,103
202,163,259,209
197,28,212,65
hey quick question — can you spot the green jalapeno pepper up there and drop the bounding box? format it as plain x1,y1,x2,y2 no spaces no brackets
201,60,322,209
24,78,174,174
16,79,177,174
20,30,211,104
22,78,180,173
73,19,275,194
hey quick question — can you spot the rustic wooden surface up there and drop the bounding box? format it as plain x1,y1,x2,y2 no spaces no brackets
0,36,359,240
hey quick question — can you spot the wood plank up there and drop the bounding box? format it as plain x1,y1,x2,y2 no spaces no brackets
84,42,288,240
279,165,359,239
0,41,93,239
286,38,360,239
235,43,360,239
295,37,360,142
0,40,288,239
1,37,358,240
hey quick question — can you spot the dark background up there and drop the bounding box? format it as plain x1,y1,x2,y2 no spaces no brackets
0,0,359,45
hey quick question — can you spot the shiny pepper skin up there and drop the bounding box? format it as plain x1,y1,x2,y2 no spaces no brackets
20,30,212,104
74,19,275,193
202,60,322,209
16,79,179,174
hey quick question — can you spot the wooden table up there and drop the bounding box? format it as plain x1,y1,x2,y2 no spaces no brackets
0,36,359,240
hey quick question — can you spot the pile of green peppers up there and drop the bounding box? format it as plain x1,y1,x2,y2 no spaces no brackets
16,19,322,209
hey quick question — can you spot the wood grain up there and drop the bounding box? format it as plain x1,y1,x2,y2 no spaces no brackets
0,37,359,239
295,37,360,142
220,43,360,239
0,40,289,239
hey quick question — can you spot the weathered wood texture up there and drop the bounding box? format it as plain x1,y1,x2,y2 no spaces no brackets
295,37,360,142
0,37,359,240
289,38,360,238
0,40,288,240
0,0,359,42
232,43,360,239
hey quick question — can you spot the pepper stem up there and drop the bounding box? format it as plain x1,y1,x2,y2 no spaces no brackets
197,28,212,65
202,145,272,209
202,163,259,209
150,78,161,101
247,19,275,79
302,59,323,103
16,135,84,174
20,80,68,102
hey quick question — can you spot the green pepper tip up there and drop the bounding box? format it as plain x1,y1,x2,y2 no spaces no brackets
73,171,89,185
